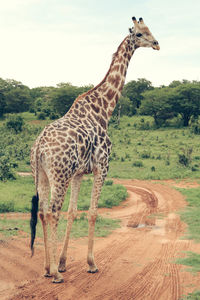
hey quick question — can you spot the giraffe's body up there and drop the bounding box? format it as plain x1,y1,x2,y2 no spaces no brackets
30,17,160,283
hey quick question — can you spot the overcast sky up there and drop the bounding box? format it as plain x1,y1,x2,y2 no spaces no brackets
0,0,199,88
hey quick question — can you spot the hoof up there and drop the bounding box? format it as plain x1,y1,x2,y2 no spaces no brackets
58,267,66,273
87,268,99,274
44,273,52,278
52,278,64,284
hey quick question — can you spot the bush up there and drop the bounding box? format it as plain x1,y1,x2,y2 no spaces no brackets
49,112,59,120
5,115,24,133
178,148,193,167
0,201,15,213
132,161,144,167
191,122,200,135
37,112,46,120
0,156,16,181
104,180,113,186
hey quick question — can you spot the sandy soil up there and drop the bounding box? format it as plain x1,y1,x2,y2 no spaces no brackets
1,179,200,300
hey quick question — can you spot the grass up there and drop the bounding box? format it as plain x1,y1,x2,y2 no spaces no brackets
178,188,200,242
108,116,200,180
0,213,120,239
0,176,127,213
181,290,200,300
175,187,200,298
176,252,200,274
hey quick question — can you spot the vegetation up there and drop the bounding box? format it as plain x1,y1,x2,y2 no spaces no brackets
0,176,127,213
0,214,120,239
175,187,200,299
1,113,200,181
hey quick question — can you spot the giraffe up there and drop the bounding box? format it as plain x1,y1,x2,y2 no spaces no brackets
30,17,160,283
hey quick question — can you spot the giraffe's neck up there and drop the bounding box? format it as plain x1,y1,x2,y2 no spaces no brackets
69,35,136,129
96,35,135,118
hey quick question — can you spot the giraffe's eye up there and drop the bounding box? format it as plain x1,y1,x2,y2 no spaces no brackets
136,33,142,37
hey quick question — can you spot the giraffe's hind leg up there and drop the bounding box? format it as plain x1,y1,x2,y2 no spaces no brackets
37,169,51,277
87,168,105,273
58,174,83,272
48,183,68,283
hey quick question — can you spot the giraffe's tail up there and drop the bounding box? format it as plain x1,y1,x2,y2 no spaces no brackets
30,193,39,257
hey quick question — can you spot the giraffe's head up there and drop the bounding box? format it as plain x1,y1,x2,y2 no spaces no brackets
129,17,160,50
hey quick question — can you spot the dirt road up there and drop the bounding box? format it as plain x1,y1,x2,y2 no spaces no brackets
1,179,200,300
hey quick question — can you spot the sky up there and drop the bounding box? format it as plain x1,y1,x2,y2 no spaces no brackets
0,0,200,88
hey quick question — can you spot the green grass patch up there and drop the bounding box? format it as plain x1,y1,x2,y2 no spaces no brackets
176,188,200,299
0,214,120,239
0,177,127,213
176,251,200,274
181,290,200,300
178,188,200,242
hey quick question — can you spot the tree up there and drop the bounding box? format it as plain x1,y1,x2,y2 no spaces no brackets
122,78,153,110
50,83,92,116
0,78,8,117
170,83,200,126
139,88,174,126
3,80,31,113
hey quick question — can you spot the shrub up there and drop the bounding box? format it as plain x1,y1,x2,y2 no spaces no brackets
0,201,15,213
5,115,24,133
104,180,113,186
37,112,46,120
0,156,16,181
132,161,144,167
140,151,151,159
178,147,193,167
49,112,59,120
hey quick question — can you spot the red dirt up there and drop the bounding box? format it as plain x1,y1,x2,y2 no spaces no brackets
1,179,200,300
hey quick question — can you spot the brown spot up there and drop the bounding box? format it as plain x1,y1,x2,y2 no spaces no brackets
106,89,115,100
120,65,124,75
100,117,107,129
114,74,121,88
85,104,90,111
57,136,65,143
62,144,69,150
58,131,67,137
80,146,85,158
108,75,115,85
103,98,108,110
78,135,83,143
110,100,115,108
97,98,102,106
101,108,107,119
112,65,119,72
69,130,77,139
80,106,86,114
106,136,111,146
91,104,100,114
94,91,99,97
115,94,119,103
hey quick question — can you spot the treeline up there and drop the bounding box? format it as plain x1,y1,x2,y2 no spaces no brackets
0,77,200,127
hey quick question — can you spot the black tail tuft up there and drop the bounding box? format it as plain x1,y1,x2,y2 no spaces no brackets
30,193,39,257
